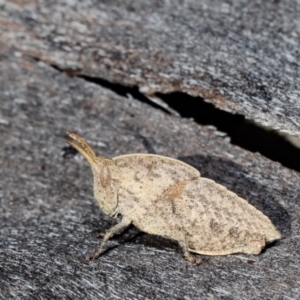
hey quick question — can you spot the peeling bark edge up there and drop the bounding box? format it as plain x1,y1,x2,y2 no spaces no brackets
29,56,300,174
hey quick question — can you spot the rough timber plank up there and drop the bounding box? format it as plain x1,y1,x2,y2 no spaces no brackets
0,45,300,299
1,0,300,136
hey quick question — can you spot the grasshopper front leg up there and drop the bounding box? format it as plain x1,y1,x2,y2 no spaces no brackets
86,216,132,261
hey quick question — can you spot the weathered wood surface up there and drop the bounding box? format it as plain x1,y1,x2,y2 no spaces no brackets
1,1,300,299
1,0,300,136
1,45,299,300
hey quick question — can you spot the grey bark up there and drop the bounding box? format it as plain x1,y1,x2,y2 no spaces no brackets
1,1,300,299
1,0,300,136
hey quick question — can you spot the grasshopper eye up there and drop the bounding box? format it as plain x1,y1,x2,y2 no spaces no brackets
100,165,111,188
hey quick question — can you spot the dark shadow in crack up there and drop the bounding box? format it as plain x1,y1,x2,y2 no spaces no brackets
157,91,300,173
49,62,300,173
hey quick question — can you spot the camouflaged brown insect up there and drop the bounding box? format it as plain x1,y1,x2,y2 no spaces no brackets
66,132,281,265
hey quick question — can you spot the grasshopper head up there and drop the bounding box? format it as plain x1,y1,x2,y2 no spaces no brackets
66,132,120,216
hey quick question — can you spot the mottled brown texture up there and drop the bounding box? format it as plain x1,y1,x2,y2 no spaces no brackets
184,178,279,255
66,132,280,264
162,181,188,214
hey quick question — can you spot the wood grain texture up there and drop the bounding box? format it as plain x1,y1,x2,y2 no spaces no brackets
1,0,300,136
0,45,299,299
0,1,300,299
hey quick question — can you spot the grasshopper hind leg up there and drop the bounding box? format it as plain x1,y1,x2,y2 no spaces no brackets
178,235,201,265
